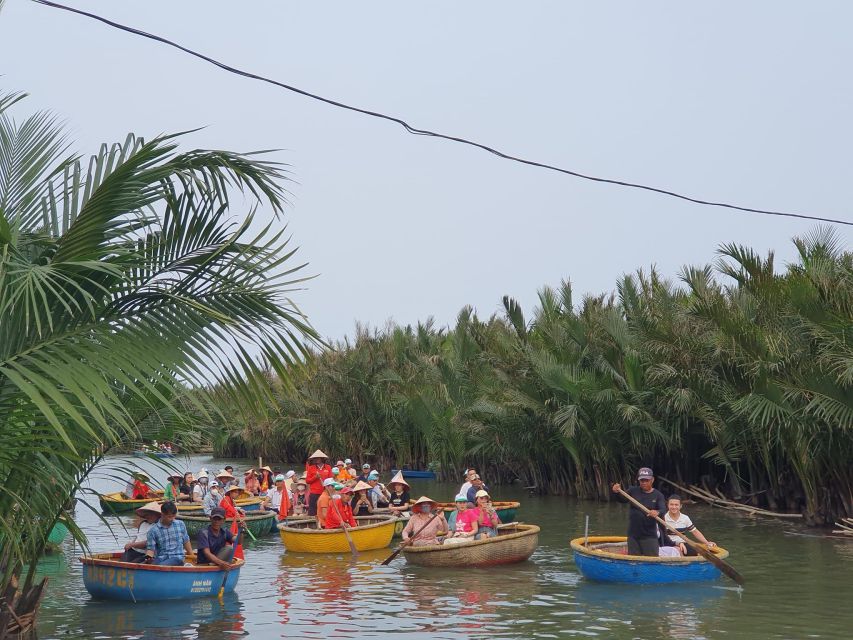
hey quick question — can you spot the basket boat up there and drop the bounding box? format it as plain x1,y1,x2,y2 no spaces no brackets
132,450,175,458
278,515,396,553
99,491,166,514
372,509,407,538
390,468,436,479
570,536,730,584
80,552,244,601
403,523,539,567
435,501,520,524
178,511,275,539
272,515,314,533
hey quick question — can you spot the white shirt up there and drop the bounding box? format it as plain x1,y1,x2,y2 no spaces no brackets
459,481,472,496
131,521,154,544
268,487,288,511
193,483,208,502
664,512,694,544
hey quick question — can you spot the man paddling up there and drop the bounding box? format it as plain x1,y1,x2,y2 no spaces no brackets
612,467,667,557
197,507,236,569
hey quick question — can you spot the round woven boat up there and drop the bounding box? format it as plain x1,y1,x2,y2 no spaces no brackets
178,511,275,538
570,536,730,584
278,515,396,553
176,496,261,514
403,523,539,567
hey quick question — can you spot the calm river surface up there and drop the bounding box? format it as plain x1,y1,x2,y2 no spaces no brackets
35,455,853,639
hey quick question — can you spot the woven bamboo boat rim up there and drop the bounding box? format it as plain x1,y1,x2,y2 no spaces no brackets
403,523,540,556
570,536,730,563
277,515,396,534
434,501,520,510
80,552,246,572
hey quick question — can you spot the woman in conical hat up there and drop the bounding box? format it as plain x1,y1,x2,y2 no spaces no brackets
401,496,447,547
305,449,332,516
121,502,161,562
258,465,274,493
387,471,411,516
352,480,375,516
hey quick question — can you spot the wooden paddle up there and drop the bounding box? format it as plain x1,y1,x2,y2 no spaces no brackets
617,487,745,586
329,498,358,557
217,526,243,600
381,510,440,565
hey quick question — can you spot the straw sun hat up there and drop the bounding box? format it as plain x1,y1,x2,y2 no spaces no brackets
388,470,410,489
134,502,162,517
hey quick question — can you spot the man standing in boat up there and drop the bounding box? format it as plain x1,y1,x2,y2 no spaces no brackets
612,467,667,557
305,449,333,516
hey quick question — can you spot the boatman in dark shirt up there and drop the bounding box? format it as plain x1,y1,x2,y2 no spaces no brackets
197,507,235,569
612,467,667,557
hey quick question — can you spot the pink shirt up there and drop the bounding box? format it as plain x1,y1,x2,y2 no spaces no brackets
453,509,478,533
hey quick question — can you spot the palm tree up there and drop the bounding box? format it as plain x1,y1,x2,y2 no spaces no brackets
0,90,318,634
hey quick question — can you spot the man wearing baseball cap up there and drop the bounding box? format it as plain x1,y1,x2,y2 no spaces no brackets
196,507,235,569
612,467,667,557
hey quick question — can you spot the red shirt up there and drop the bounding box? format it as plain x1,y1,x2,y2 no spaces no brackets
305,463,332,495
325,500,356,529
131,480,150,499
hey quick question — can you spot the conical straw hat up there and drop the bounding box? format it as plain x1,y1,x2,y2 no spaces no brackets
215,469,235,480
352,480,373,492
413,495,437,506
388,470,410,488
135,501,162,516
308,449,329,460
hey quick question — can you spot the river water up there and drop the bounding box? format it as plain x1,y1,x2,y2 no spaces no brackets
34,455,853,639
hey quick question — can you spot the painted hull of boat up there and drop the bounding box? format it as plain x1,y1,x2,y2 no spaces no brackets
278,516,396,553
178,512,275,538
81,553,243,601
391,469,436,479
176,497,262,514
99,491,165,514
570,536,729,584
403,524,539,567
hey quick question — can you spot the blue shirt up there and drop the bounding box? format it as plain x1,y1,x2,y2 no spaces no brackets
146,519,190,562
466,484,489,505
196,526,234,563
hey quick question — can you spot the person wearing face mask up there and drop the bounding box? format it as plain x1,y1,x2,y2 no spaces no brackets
193,471,210,503
203,479,223,515
402,496,447,546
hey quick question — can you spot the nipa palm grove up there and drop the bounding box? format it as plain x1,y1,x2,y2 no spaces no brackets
214,229,852,526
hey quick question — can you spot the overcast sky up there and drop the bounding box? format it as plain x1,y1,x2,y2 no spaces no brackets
2,1,851,341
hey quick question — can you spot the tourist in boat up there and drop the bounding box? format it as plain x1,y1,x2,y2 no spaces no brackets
662,494,717,556
291,477,310,516
325,486,357,529
465,474,489,505
203,480,223,515
459,468,477,496
244,469,260,495
343,459,358,480
215,469,236,491
196,507,236,568
305,449,333,516
402,496,447,546
283,470,296,493
129,472,154,499
144,501,192,566
163,472,184,502
444,494,478,545
265,474,291,520
611,467,667,557
223,466,238,488
335,460,353,483
387,471,411,515
316,478,338,527
367,471,390,508
446,493,467,531
121,502,161,562
220,484,247,520
193,471,209,502
471,490,501,539
258,466,274,494
179,472,196,502
352,480,375,516
356,463,372,483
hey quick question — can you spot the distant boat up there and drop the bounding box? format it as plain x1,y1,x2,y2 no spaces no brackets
570,536,730,584
391,468,436,479
81,553,243,601
132,450,175,459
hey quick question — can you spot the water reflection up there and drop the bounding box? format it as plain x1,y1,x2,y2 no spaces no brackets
77,594,244,639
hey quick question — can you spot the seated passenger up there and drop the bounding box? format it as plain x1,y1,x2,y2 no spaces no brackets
196,507,236,568
662,494,716,556
471,489,501,539
352,481,375,516
444,494,478,545
402,496,447,547
325,487,357,529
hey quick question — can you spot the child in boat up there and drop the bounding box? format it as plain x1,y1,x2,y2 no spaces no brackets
662,494,716,556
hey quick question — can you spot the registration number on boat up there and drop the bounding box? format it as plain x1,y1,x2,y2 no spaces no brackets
88,567,135,589
190,579,213,593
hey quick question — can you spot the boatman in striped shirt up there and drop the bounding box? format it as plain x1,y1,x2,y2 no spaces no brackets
144,501,193,566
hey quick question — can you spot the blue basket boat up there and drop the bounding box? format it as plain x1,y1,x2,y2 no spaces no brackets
391,469,436,479
80,553,243,601
132,450,176,458
570,536,730,584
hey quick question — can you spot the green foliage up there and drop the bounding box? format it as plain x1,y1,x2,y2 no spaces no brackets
0,90,318,592
221,232,851,524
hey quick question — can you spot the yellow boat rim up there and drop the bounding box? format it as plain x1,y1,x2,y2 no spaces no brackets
278,515,397,553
